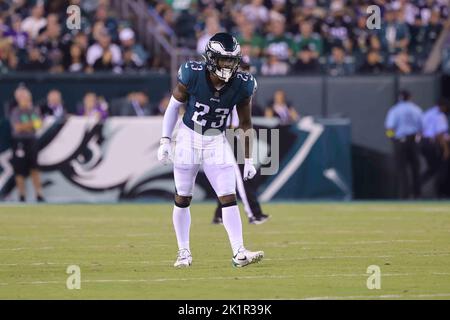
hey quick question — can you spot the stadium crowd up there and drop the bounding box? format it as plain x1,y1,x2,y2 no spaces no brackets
0,0,449,75
0,0,149,74
152,0,450,75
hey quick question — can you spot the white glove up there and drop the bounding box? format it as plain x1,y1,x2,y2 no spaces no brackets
243,158,257,181
157,137,172,165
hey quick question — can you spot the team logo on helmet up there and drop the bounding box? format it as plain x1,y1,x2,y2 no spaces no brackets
204,33,242,82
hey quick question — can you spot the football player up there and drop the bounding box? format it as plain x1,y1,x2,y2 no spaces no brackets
157,32,264,268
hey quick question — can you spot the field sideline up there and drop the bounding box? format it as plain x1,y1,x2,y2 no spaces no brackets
0,202,449,300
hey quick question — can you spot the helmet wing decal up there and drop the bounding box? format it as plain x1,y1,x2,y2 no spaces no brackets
209,41,241,56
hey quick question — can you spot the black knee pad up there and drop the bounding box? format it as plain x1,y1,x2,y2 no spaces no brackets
221,200,237,208
174,195,191,208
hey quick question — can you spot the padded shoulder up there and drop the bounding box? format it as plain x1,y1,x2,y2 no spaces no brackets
177,61,205,88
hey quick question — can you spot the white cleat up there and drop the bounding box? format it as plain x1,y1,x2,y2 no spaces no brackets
232,248,264,268
174,249,192,268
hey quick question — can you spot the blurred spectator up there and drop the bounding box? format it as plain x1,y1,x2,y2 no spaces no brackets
385,89,423,199
67,43,86,72
352,14,373,56
86,29,122,72
5,82,26,115
9,86,45,202
196,16,223,55
241,0,269,32
321,7,353,53
93,47,115,71
79,0,99,16
326,46,355,76
161,6,176,35
377,6,410,56
153,2,175,40
236,22,264,59
174,9,197,49
391,50,415,74
0,39,18,73
36,14,64,72
240,45,262,75
408,14,428,58
71,32,89,53
359,50,385,74
21,3,47,39
420,98,450,197
62,32,88,71
352,14,381,67
3,14,28,50
155,94,171,116
20,46,49,71
122,49,141,71
264,89,299,125
397,0,419,25
93,3,119,41
294,20,322,59
78,92,108,120
40,90,66,118
261,52,289,75
264,16,295,64
293,47,320,73
8,0,29,18
119,28,148,68
293,20,322,73
91,20,108,42
120,92,151,116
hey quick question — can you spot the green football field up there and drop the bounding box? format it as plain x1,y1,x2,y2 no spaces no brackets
1,202,450,300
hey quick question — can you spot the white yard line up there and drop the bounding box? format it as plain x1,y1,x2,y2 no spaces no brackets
0,244,169,251
302,293,450,300
0,239,434,251
432,272,450,275
303,273,414,277
345,240,431,244
16,275,292,286
6,273,450,288
2,250,450,268
0,247,55,251
266,239,432,246
264,255,394,260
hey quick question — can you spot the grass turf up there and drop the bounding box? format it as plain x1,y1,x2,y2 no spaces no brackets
0,202,449,299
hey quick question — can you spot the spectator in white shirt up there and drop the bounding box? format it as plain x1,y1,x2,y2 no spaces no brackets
21,4,47,39
86,29,122,72
241,0,269,31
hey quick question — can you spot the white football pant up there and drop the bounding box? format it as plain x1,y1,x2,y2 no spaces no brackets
173,123,236,197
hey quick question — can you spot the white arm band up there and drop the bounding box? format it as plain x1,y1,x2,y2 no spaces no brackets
231,105,239,128
226,105,240,128
162,95,184,139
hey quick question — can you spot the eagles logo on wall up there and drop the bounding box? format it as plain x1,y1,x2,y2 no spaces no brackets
0,117,352,202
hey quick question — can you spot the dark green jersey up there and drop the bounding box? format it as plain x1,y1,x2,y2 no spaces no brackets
177,61,257,134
